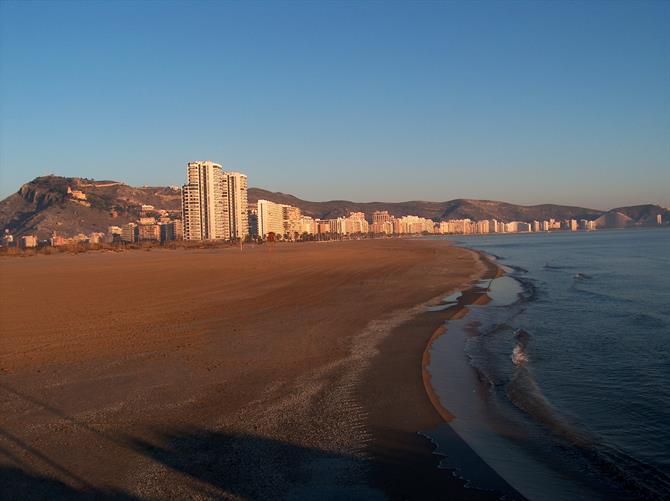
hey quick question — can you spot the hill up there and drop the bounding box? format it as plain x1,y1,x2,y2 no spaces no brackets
0,176,181,239
1,176,667,238
605,204,667,226
594,211,634,229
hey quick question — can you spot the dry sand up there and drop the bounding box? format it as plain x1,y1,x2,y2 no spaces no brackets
0,239,501,500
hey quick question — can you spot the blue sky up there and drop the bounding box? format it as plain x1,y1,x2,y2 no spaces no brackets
1,1,668,209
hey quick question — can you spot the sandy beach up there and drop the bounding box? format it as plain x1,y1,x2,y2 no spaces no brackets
0,239,502,499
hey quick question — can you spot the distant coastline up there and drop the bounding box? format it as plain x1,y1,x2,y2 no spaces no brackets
1,175,667,244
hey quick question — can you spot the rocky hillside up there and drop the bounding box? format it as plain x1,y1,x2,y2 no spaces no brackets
0,176,181,239
1,176,667,239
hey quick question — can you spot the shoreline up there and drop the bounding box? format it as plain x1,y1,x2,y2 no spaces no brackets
421,250,504,426
359,248,518,499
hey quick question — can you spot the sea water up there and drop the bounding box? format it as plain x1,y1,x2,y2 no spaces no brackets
426,228,670,500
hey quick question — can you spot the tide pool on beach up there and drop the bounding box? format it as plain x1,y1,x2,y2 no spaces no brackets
425,228,670,500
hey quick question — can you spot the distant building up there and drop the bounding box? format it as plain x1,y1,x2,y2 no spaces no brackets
121,223,138,243
172,219,183,239
89,232,104,244
182,161,229,240
138,223,160,241
372,211,391,225
657,214,663,225
502,221,530,233
298,216,317,235
329,212,369,235
180,162,249,241
67,186,87,200
317,220,331,234
257,199,286,238
346,212,369,234
371,211,393,234
283,205,302,238
247,203,259,237
158,220,183,242
476,220,490,234
159,223,172,242
393,215,432,234
19,235,37,249
224,171,249,240
50,233,67,246
105,226,123,244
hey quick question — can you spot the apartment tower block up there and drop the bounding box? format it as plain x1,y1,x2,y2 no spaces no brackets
257,199,286,238
225,171,249,240
182,161,229,240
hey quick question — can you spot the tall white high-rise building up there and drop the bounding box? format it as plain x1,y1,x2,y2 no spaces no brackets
257,199,286,238
182,161,229,240
224,171,249,240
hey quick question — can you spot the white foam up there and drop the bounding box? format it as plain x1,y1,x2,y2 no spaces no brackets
512,344,528,366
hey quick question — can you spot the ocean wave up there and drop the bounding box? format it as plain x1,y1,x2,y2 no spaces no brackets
568,284,637,305
514,276,539,303
511,345,528,366
506,352,670,499
590,444,670,500
511,329,530,366
506,363,592,449
543,262,570,270
507,264,529,274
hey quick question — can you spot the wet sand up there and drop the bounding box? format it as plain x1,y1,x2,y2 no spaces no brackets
361,250,514,500
0,239,498,499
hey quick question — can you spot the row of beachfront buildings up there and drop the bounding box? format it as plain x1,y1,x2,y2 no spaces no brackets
180,160,599,240
252,200,597,239
2,160,605,249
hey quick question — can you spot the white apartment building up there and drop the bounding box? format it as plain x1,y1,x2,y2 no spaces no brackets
283,205,302,237
328,212,370,235
182,161,229,240
257,199,286,237
224,171,249,240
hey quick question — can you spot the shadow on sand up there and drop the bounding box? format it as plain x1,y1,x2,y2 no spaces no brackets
1,427,505,500
0,466,136,500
